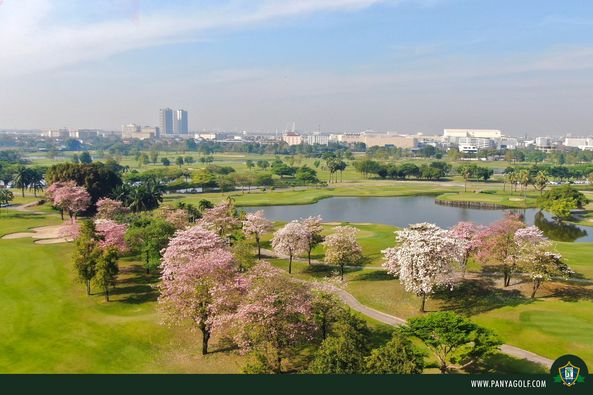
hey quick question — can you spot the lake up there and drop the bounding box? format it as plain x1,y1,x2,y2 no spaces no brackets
245,196,592,242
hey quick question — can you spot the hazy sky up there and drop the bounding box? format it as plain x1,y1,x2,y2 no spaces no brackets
1,0,593,136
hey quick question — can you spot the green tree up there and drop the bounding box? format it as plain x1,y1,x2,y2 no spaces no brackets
72,220,101,295
79,151,92,164
0,188,14,213
13,166,32,197
407,312,501,374
176,156,184,167
161,157,170,166
125,218,176,273
537,185,589,220
364,332,424,374
532,171,549,195
307,312,371,374
94,248,119,302
150,150,159,164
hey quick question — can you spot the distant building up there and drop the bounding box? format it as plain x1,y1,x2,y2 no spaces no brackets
69,129,98,139
443,129,502,139
564,136,593,150
159,108,174,135
331,132,417,148
498,137,519,150
175,109,188,134
195,132,219,140
459,144,478,154
303,134,329,145
457,137,495,150
121,124,159,139
282,132,302,146
46,128,70,138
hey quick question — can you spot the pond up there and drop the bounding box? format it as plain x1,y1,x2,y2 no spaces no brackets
245,196,592,242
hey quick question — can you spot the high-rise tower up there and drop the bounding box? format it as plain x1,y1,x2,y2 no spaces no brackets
175,109,188,134
159,108,174,135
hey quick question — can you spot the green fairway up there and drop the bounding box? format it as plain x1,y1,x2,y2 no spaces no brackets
0,213,245,373
436,191,539,208
555,242,593,279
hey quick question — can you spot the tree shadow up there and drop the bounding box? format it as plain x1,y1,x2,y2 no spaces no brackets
548,285,593,302
113,264,160,304
351,270,394,282
434,277,531,315
464,353,548,374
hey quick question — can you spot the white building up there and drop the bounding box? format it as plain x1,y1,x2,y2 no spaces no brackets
444,129,502,139
282,132,302,146
46,128,70,138
195,132,219,140
122,124,159,139
457,137,495,150
564,136,593,150
459,144,478,154
303,134,329,145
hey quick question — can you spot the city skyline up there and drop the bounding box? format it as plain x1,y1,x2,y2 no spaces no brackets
1,1,593,136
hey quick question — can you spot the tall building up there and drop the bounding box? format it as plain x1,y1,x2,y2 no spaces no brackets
282,132,302,145
159,108,174,135
175,109,188,134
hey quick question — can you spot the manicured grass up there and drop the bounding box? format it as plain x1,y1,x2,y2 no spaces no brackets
436,191,539,208
0,212,62,236
0,214,245,373
174,181,463,207
555,242,593,280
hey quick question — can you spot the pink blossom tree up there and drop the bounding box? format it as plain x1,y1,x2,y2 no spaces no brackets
243,210,273,259
200,201,241,238
46,181,91,223
271,220,309,274
474,214,525,287
301,215,324,265
449,221,483,277
211,262,316,373
159,206,190,229
382,223,463,312
322,225,363,280
158,225,237,355
95,219,129,253
96,198,129,220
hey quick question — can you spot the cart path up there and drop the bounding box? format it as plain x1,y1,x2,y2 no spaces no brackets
261,248,554,369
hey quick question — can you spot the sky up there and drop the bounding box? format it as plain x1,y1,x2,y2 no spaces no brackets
1,0,593,136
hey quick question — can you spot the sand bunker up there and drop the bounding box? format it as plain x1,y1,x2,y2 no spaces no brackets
2,225,70,244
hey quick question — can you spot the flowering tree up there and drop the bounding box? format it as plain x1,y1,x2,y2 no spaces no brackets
243,210,273,259
211,262,316,373
301,215,324,264
95,219,129,253
158,225,237,355
46,181,91,223
323,226,363,280
449,221,483,277
200,201,241,238
271,220,309,274
159,206,190,229
474,214,525,287
514,226,573,298
96,198,129,220
382,223,462,312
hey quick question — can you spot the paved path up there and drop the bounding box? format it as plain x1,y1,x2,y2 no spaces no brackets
261,248,555,369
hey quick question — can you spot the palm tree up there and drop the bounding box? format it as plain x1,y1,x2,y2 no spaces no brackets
27,169,45,197
12,166,32,197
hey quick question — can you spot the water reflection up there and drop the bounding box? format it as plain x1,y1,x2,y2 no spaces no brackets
533,211,588,242
244,196,593,243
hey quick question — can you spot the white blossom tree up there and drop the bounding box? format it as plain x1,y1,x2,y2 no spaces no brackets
301,215,324,265
322,226,363,280
271,220,309,274
382,223,463,312
514,226,574,299
243,210,273,259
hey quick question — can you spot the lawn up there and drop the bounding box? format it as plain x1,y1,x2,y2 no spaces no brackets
436,191,539,209
555,242,593,280
173,181,463,207
0,213,245,373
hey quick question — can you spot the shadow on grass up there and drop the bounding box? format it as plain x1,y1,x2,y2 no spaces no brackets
113,263,160,304
434,277,532,315
548,285,593,302
464,353,548,374
351,270,394,282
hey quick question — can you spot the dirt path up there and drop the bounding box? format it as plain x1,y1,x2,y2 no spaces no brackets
261,248,554,369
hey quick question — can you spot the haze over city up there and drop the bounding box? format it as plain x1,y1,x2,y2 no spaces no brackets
1,0,593,135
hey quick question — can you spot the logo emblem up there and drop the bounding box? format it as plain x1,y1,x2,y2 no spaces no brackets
551,355,588,388
559,361,581,387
